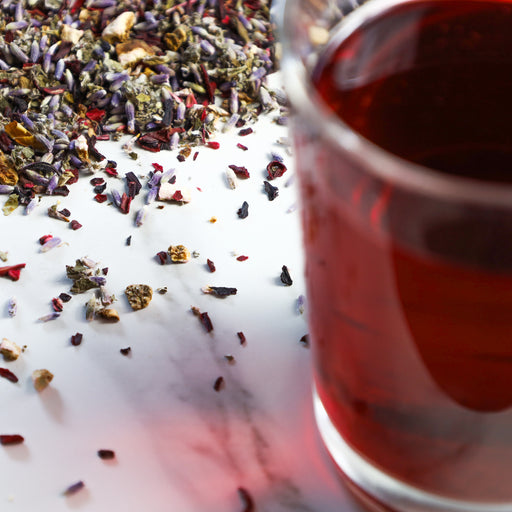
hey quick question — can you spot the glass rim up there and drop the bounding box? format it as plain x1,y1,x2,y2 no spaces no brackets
275,0,512,208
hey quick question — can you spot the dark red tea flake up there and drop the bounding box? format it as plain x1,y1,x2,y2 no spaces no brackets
300,334,310,348
0,367,18,383
236,255,249,262
94,193,108,203
237,143,248,151
207,259,216,272
93,183,107,194
152,163,163,172
266,161,287,180
193,151,199,161
238,127,253,136
192,307,214,332
0,434,24,446
228,165,250,179
237,331,247,345
280,265,293,286
59,293,72,303
71,333,83,346
156,251,168,264
237,201,249,219
213,376,225,392
90,177,104,186
39,234,53,245
63,481,85,496
125,172,142,198
105,167,118,177
59,208,71,218
203,286,238,297
237,487,255,512
120,347,132,356
206,141,220,150
70,220,82,230
0,264,25,281
263,181,279,201
97,449,115,460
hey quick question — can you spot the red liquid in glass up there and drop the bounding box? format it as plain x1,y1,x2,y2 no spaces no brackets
303,0,512,502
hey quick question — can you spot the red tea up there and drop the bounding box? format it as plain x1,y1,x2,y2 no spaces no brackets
301,0,512,502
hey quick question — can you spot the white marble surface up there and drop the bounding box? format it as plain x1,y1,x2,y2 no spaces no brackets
0,103,366,511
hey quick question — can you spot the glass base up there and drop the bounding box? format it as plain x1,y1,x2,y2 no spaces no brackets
313,388,512,512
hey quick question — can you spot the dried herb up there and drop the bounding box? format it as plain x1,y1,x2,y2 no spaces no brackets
59,293,72,303
96,308,120,322
263,181,279,201
125,284,153,311
156,251,168,265
0,434,24,446
237,255,249,262
237,143,249,151
120,347,132,356
125,172,142,198
52,297,64,312
207,259,216,273
202,286,237,298
70,220,82,230
97,449,115,460
0,367,18,383
237,201,249,219
280,265,293,286
71,333,83,346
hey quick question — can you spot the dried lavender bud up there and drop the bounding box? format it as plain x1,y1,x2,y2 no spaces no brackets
7,298,17,317
63,481,85,496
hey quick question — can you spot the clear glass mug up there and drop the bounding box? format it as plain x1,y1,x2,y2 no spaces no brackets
277,0,512,510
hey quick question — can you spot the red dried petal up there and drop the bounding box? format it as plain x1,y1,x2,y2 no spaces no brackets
0,264,26,281
228,165,250,179
52,297,64,312
206,141,220,150
238,127,253,136
39,234,53,245
266,161,287,180
237,331,247,345
0,367,18,383
171,190,183,202
0,434,24,445
86,108,106,122
71,333,83,346
237,143,248,151
105,167,118,177
152,163,163,172
156,251,168,264
70,220,82,230
236,255,248,261
120,193,132,214
95,193,108,203
206,259,216,272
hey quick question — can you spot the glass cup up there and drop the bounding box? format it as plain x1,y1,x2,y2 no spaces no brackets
277,0,512,510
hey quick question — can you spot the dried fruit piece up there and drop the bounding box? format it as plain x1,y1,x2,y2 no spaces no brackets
125,284,153,311
101,12,135,43
266,161,287,180
32,369,54,391
168,245,191,263
96,308,120,322
0,338,21,361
